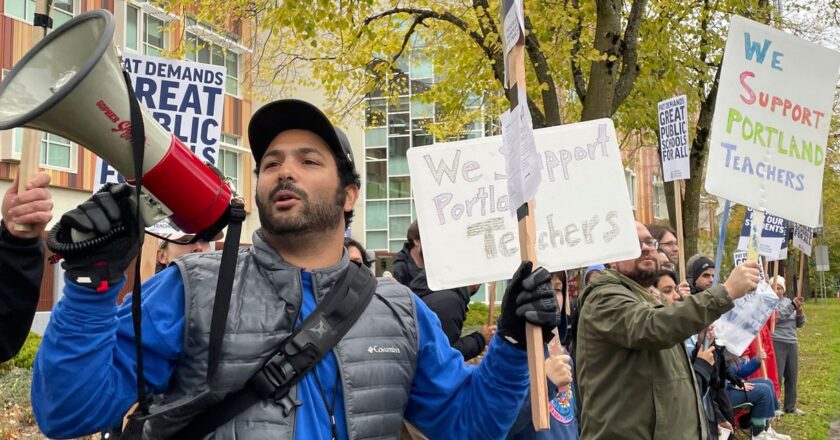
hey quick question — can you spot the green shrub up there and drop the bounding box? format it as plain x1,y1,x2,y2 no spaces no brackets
0,332,41,373
464,303,499,328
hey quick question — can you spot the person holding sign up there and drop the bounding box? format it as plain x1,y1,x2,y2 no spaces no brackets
770,276,806,416
575,222,760,439
0,171,52,362
31,99,562,439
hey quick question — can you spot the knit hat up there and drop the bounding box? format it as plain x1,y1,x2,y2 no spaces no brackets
687,255,714,292
585,264,606,283
772,275,786,292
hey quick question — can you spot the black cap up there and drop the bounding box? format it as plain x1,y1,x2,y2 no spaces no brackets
248,99,355,171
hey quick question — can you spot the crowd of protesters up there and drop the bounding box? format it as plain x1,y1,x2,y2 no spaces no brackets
0,100,808,440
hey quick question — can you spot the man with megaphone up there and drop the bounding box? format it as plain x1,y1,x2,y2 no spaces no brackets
0,171,53,362
31,98,566,439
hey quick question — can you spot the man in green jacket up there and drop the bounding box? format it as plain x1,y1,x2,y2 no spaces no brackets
576,222,759,439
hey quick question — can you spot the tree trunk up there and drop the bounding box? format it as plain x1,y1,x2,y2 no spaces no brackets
684,68,721,258
580,0,621,120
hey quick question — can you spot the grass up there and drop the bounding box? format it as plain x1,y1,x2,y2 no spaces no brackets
0,304,837,439
772,299,840,440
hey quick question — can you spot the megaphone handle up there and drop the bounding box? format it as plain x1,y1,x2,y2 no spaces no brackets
13,0,50,233
13,129,43,233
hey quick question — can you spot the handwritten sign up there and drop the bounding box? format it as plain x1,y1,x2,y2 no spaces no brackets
705,16,840,227
657,95,690,181
792,223,813,256
737,208,788,260
94,53,225,192
407,119,639,290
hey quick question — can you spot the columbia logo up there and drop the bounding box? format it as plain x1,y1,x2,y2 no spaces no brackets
367,345,400,355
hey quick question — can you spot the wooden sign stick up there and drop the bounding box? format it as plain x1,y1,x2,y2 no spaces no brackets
487,281,497,325
674,180,687,282
14,0,51,232
504,0,549,430
796,252,805,300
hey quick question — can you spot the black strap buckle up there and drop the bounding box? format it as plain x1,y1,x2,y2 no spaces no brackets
250,352,297,401
33,12,52,29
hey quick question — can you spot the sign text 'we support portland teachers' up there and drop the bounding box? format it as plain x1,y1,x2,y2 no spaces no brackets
408,120,639,290
705,16,840,227
94,53,226,191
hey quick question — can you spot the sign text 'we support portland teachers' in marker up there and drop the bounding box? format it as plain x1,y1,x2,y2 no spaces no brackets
94,53,225,191
705,16,840,227
408,120,639,290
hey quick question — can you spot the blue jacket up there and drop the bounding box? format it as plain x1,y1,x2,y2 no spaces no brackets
32,266,530,439
728,357,761,379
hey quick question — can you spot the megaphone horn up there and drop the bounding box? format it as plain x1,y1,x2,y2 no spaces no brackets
0,9,232,235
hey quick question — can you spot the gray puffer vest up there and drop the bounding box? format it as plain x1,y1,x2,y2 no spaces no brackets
143,231,419,439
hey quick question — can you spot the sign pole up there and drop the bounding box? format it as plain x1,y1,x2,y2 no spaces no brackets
487,281,497,325
770,260,779,333
796,252,805,300
14,0,51,232
503,0,548,429
674,180,687,282
713,199,731,286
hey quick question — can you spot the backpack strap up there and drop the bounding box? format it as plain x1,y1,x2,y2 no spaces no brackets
174,261,377,440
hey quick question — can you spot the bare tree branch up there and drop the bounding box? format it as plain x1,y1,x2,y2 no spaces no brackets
611,0,647,113
523,15,561,126
361,7,506,91
569,0,587,103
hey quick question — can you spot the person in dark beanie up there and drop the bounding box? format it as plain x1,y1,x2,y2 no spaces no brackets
393,220,423,286
687,254,715,294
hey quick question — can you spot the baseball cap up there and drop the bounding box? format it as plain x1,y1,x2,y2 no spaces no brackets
158,230,224,248
248,99,355,172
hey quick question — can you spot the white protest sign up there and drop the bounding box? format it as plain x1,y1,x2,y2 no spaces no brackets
714,279,779,356
657,95,690,182
792,223,813,256
737,208,788,260
407,119,639,290
705,15,840,227
93,53,226,192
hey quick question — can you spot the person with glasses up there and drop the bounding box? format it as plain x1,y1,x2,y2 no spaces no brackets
647,224,680,267
575,222,761,439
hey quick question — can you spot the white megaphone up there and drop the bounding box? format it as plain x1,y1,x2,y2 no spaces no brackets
0,9,232,236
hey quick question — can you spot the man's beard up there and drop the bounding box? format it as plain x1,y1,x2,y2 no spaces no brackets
256,181,346,235
627,259,659,288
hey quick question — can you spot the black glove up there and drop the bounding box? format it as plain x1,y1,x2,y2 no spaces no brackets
497,261,561,350
48,183,140,292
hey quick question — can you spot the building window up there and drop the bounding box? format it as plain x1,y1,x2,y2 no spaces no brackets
362,50,494,251
52,0,74,28
143,14,166,56
4,0,36,23
186,27,240,96
125,5,139,50
0,70,24,160
653,174,667,219
625,168,637,209
218,133,243,195
40,133,75,171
